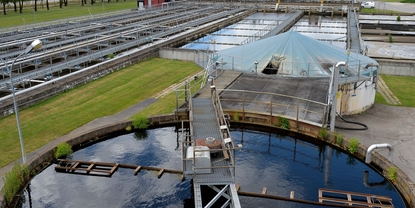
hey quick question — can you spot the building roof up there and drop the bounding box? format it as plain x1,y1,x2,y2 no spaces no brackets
214,31,378,77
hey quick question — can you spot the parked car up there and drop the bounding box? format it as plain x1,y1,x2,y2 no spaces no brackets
361,1,375,9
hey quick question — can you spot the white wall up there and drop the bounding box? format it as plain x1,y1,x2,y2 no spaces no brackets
337,78,376,115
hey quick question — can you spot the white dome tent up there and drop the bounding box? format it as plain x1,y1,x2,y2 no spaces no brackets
214,30,378,78
212,30,379,115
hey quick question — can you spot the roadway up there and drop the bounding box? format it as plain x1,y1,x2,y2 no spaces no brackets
373,0,415,14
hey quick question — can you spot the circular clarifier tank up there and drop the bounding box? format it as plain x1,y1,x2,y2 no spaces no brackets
17,127,406,208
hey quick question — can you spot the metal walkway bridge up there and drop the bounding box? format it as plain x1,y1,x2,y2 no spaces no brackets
181,81,240,208
347,9,364,54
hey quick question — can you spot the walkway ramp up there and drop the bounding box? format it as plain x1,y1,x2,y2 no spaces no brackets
348,10,363,53
261,11,304,39
182,81,240,207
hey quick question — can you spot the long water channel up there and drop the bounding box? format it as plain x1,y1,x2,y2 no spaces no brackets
18,126,406,207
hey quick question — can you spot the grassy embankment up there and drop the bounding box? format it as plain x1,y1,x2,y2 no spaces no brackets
0,58,202,168
375,74,415,106
0,0,137,28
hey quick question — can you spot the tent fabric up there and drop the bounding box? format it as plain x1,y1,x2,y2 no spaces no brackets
214,31,378,77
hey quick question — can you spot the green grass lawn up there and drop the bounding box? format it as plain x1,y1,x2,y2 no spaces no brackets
379,74,415,107
374,92,389,105
0,0,137,28
359,8,405,15
0,58,202,168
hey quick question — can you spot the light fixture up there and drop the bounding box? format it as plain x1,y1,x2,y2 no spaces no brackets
9,39,43,163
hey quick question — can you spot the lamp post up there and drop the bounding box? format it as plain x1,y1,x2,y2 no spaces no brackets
7,39,43,164
22,18,26,31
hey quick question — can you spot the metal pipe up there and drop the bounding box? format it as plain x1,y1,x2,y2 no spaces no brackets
330,62,345,132
365,143,393,164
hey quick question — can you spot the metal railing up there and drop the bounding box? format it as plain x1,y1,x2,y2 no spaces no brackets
218,89,329,127
211,80,236,178
174,70,207,112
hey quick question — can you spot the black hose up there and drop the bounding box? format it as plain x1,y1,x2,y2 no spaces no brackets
335,112,368,131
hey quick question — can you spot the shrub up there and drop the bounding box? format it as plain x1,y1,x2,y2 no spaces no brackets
348,138,360,154
107,53,115,59
55,143,73,159
388,34,393,43
275,116,290,130
133,117,150,129
396,14,401,21
334,131,343,145
388,166,398,181
3,163,30,204
232,112,240,122
318,128,329,140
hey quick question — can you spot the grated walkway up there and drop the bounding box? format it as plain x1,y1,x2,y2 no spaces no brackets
348,11,361,53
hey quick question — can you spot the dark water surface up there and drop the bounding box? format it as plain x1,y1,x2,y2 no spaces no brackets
19,127,405,208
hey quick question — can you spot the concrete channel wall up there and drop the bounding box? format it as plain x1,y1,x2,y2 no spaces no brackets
2,111,413,207
159,48,211,69
376,59,415,77
0,9,256,119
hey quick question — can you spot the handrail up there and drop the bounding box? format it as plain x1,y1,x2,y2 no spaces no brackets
211,80,236,176
354,9,364,54
218,88,327,106
216,88,328,127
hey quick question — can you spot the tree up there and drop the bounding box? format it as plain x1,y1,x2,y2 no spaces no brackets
19,0,23,13
12,0,17,12
34,0,37,11
2,0,9,15
46,0,49,10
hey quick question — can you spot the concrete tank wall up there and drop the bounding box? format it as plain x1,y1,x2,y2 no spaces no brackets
159,48,211,69
376,59,415,76
337,79,376,115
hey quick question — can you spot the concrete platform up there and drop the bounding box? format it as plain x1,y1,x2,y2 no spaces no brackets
224,76,329,124
203,73,330,124
336,104,415,190
364,41,415,60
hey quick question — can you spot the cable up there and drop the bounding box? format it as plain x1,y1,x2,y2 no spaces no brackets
335,111,368,131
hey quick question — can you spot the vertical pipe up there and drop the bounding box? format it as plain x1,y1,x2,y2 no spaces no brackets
232,56,234,71
330,63,343,132
175,90,178,112
242,91,245,121
270,94,273,125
